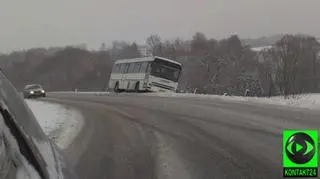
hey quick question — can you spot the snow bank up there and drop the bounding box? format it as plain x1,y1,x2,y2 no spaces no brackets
51,90,320,110
142,92,320,110
52,91,110,96
25,100,84,149
247,94,320,109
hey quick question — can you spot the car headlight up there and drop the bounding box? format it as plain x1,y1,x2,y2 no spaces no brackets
41,90,45,93
30,91,34,94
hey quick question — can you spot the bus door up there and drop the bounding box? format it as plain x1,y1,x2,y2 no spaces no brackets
142,62,152,89
145,62,151,81
121,63,130,89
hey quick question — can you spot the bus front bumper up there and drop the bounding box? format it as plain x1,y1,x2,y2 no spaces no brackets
145,84,175,93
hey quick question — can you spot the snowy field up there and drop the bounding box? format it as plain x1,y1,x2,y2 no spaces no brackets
25,100,84,149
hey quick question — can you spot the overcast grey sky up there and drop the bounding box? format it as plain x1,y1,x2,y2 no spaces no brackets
0,0,319,53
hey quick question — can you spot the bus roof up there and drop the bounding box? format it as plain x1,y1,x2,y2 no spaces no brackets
114,56,181,66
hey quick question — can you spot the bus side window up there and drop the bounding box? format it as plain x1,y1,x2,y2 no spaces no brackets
118,64,122,73
117,64,121,73
124,64,130,73
119,64,125,74
128,63,135,73
140,62,147,73
134,63,141,73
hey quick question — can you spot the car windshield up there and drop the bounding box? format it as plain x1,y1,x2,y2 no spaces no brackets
25,85,42,90
151,59,181,82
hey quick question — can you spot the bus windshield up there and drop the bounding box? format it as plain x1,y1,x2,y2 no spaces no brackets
151,59,181,82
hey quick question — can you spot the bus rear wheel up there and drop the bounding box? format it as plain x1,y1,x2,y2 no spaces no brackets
114,82,120,93
134,82,140,93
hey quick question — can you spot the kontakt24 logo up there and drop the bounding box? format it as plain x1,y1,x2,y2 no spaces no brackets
283,130,318,177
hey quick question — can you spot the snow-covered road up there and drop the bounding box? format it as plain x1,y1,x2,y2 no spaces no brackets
25,100,84,150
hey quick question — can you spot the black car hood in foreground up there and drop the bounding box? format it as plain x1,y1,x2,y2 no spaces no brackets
0,72,77,179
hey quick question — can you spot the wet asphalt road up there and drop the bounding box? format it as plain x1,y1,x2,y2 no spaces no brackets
43,93,320,179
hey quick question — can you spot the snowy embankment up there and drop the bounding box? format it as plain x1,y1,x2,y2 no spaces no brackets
52,91,110,96
143,92,320,110
25,100,84,149
51,91,320,110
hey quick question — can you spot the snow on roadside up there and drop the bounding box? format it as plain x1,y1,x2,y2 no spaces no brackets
142,92,320,110
51,90,320,109
52,91,110,96
25,100,84,149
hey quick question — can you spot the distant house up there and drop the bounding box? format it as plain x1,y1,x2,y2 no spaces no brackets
251,46,273,53
252,42,320,67
68,43,87,50
251,46,274,63
138,45,152,57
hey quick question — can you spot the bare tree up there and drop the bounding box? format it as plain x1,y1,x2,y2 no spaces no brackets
191,32,209,56
302,36,320,92
111,41,141,59
274,35,320,96
146,34,163,56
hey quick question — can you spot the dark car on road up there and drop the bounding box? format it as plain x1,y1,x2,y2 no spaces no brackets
23,84,46,98
0,72,77,178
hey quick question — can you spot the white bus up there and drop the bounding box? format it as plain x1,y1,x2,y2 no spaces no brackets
108,56,182,93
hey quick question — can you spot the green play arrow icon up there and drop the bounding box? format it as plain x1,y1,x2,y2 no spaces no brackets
296,143,303,152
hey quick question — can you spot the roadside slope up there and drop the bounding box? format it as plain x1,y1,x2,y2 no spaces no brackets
26,99,84,150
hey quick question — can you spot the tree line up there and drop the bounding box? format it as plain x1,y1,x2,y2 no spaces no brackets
146,33,320,97
1,33,319,97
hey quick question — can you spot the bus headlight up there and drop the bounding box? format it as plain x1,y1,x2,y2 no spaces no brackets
30,91,34,94
41,90,45,93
